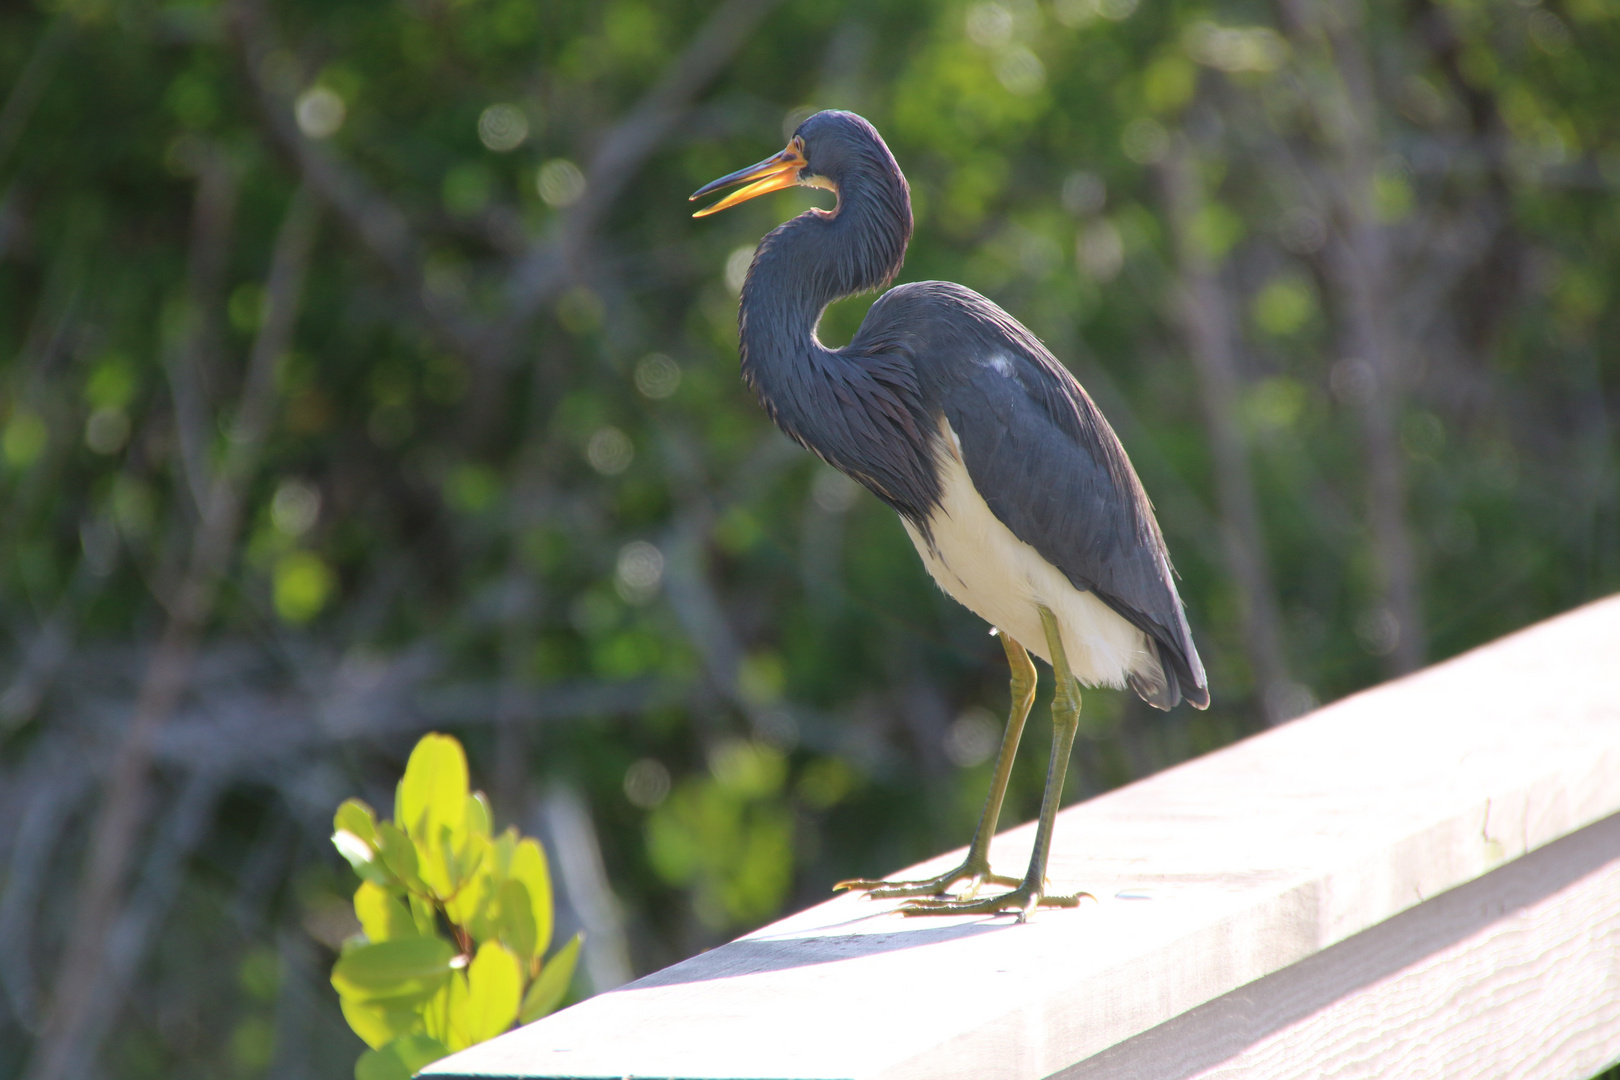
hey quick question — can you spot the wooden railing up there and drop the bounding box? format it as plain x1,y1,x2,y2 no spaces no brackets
424,595,1620,1080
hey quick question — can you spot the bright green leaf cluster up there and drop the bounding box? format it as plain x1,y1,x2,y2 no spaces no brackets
330,733,582,1080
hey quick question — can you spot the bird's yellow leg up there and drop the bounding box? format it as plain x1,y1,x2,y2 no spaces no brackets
833,632,1036,899
901,606,1092,920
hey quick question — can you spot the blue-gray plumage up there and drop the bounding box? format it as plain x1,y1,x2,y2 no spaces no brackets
692,110,1207,917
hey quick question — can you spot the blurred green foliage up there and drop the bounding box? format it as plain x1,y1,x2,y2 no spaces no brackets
646,738,793,928
330,733,580,1080
0,0,1617,1076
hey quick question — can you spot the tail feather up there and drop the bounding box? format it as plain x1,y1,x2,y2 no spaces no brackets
1128,639,1209,711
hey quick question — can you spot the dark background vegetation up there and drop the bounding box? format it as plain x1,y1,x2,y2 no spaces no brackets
1,0,1616,1075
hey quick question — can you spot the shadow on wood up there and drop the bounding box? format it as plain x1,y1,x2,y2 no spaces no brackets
632,919,1006,989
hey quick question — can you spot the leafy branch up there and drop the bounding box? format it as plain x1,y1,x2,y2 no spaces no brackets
330,733,581,1080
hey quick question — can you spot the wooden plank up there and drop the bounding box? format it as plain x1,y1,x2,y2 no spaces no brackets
423,594,1620,1080
1058,812,1620,1080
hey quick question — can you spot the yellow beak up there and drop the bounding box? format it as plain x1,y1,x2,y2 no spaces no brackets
690,141,808,218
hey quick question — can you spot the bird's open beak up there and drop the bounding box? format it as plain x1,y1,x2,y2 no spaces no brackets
690,139,808,218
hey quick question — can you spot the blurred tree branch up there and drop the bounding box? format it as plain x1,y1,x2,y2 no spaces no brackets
1274,0,1425,675
164,147,237,516
27,185,320,1080
1160,131,1295,724
69,772,226,1080
1405,0,1524,360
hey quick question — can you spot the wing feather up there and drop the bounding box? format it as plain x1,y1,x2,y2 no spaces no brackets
853,281,1208,708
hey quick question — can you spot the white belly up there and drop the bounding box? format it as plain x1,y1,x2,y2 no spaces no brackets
900,425,1153,688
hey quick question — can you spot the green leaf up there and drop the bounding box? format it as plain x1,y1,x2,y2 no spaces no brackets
339,994,418,1051
355,1034,451,1080
430,825,488,903
354,1047,410,1080
420,968,471,1051
395,733,468,847
444,842,496,938
354,881,418,943
508,838,553,958
335,799,380,845
465,791,492,837
333,829,391,886
495,879,537,962
388,1029,447,1075
391,1033,451,1073
463,941,522,1046
419,832,455,899
407,893,439,937
333,801,387,883
489,827,518,878
331,938,456,1004
518,932,581,1025
374,822,425,894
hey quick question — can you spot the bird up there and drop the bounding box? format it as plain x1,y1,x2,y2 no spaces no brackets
691,110,1207,918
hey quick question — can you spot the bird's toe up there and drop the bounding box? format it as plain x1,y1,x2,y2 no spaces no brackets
832,862,1018,900
898,885,1092,918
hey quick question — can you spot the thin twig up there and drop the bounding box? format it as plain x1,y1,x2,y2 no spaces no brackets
164,147,238,516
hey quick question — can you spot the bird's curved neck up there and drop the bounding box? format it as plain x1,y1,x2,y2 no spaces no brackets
738,169,911,375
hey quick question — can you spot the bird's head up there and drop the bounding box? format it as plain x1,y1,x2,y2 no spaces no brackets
690,110,899,219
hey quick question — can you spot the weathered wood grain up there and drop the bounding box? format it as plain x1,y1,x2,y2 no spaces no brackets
424,594,1620,1080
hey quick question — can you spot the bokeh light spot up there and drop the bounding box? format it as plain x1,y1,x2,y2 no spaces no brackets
295,87,345,139
586,426,633,475
634,353,682,399
537,159,586,207
478,103,529,152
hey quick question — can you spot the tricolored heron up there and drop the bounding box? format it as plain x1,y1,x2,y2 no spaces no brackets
692,110,1208,918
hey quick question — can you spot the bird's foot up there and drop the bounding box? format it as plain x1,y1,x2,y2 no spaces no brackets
897,881,1093,922
832,862,1020,900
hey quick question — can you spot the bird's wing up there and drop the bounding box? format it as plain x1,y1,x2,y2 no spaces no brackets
944,350,1207,707
860,282,1207,707
848,281,1206,706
